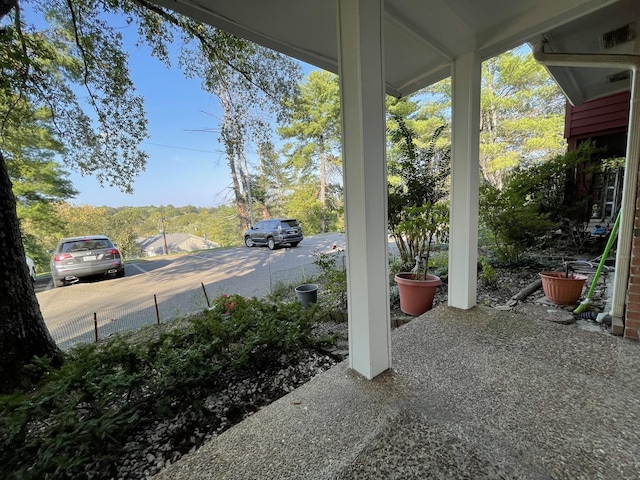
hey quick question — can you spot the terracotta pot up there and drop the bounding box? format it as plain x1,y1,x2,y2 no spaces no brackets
394,273,442,316
539,272,587,305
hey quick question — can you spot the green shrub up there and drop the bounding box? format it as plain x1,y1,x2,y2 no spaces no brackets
479,182,556,264
478,142,616,263
313,249,347,311
426,249,447,278
0,295,328,480
268,279,295,302
387,117,451,271
479,256,499,289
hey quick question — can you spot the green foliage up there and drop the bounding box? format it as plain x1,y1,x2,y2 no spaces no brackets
278,71,341,175
479,256,499,289
413,46,565,187
114,229,139,258
278,71,342,232
313,250,347,312
388,255,405,279
479,142,613,263
0,295,327,479
428,250,449,279
387,117,450,271
479,48,566,186
1,1,149,194
479,182,555,264
267,280,295,302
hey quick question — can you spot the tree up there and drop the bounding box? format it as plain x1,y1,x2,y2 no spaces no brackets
184,29,302,231
0,0,300,392
249,139,297,220
278,70,341,233
416,46,566,187
53,203,110,237
479,142,607,263
3,99,79,264
387,117,451,269
0,150,63,391
12,158,77,263
1,0,148,391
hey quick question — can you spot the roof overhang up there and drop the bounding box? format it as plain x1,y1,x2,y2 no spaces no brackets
148,0,638,104
531,0,639,105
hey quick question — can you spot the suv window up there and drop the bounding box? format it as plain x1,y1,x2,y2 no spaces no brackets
281,220,300,229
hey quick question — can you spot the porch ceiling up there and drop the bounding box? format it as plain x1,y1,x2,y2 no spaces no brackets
149,0,637,104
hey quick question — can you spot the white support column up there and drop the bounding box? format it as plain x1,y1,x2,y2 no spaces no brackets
611,66,640,323
337,0,391,379
448,52,481,309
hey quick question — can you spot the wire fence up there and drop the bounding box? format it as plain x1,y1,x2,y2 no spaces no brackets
48,255,346,351
49,296,164,351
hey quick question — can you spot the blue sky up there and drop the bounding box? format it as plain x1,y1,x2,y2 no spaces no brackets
67,17,312,209
68,32,235,208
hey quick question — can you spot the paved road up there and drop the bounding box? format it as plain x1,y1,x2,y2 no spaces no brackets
36,233,346,349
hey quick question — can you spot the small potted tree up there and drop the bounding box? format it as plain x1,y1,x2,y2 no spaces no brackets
388,116,450,315
393,203,448,315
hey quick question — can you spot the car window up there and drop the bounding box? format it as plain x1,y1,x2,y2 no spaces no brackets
254,221,265,230
62,239,111,253
281,220,300,228
92,240,109,249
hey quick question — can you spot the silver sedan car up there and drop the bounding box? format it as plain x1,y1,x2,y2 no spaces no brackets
50,235,125,287
25,256,37,282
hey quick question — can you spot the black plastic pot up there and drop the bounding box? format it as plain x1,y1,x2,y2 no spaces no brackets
295,283,318,309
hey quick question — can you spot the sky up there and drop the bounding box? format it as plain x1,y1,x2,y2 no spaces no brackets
66,16,312,209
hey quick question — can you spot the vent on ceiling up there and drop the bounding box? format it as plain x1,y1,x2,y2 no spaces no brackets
608,70,631,83
600,23,635,49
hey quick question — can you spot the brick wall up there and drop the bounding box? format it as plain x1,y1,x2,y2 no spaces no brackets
625,191,640,340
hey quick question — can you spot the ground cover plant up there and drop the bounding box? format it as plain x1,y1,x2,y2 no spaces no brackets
0,224,614,479
0,295,339,479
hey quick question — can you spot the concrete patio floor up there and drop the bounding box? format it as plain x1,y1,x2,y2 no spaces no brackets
155,304,639,479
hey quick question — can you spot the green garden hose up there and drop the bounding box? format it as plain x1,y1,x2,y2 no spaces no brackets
573,209,621,314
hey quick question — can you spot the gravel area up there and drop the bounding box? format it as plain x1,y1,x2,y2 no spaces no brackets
105,350,338,480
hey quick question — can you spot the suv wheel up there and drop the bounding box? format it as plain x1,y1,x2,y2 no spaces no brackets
267,237,276,250
245,236,254,247
289,242,300,247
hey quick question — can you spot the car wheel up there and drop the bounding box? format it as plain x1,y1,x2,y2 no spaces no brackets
267,237,276,250
116,268,125,278
245,236,254,247
289,242,300,247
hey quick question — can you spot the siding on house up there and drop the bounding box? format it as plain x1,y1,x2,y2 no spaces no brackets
564,91,630,149
565,90,637,341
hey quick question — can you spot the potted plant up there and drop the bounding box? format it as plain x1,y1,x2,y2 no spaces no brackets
393,203,448,315
539,264,588,305
388,116,450,315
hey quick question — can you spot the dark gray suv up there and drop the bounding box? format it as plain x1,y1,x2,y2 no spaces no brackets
244,219,303,250
50,235,125,287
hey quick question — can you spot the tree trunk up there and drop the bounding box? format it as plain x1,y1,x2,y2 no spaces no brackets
0,152,62,393
219,93,250,229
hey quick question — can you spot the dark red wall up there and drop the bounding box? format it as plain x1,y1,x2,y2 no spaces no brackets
565,91,630,149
